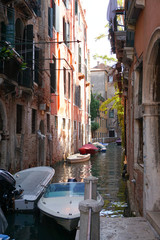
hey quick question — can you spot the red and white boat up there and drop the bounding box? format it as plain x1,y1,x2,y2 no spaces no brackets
79,143,98,155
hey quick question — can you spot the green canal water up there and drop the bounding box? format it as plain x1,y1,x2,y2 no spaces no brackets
5,143,128,240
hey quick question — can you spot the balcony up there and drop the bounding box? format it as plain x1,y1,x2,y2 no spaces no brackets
14,0,36,19
0,60,33,89
18,68,33,89
126,0,145,25
108,8,126,55
0,58,20,83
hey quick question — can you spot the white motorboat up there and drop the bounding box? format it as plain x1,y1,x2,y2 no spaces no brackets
66,153,90,163
92,142,107,152
38,182,85,231
14,166,55,211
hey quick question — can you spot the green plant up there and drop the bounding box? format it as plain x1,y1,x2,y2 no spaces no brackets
90,93,100,121
0,46,14,60
91,121,100,138
91,121,100,132
0,46,27,71
100,90,124,145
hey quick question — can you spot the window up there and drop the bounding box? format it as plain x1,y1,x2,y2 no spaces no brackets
48,7,53,38
68,72,71,99
109,130,115,137
137,118,143,164
78,46,82,72
63,118,65,130
16,105,23,134
34,47,41,85
1,7,15,45
55,116,58,129
47,114,50,132
75,0,78,15
64,67,67,97
52,0,56,28
79,122,81,140
50,56,56,93
32,109,36,134
66,22,70,47
75,85,81,107
74,120,77,130
138,63,143,105
109,109,114,118
68,119,70,129
109,76,113,83
63,17,66,42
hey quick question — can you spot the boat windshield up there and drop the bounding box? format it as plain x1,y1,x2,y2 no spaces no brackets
44,182,85,198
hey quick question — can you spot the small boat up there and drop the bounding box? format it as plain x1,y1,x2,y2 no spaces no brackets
92,142,107,152
116,138,122,146
38,182,85,231
0,234,11,240
67,153,90,163
79,143,98,155
14,166,55,211
100,142,109,147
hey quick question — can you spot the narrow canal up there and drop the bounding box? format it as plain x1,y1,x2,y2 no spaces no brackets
5,143,128,240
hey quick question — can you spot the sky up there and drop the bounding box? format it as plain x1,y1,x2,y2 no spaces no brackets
83,0,113,68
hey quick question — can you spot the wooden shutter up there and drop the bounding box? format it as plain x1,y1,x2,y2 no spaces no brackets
50,63,56,93
25,25,33,70
1,7,15,45
48,7,53,38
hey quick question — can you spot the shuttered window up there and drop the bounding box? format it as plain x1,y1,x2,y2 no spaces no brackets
52,0,56,28
75,85,81,107
48,7,53,38
63,17,66,42
35,47,41,85
32,109,36,134
68,72,71,99
75,0,78,15
78,46,81,72
1,7,15,45
16,105,23,134
66,22,70,47
50,56,56,93
64,67,67,97
24,25,33,70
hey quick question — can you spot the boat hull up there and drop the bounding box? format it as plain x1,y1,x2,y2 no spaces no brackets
67,153,90,163
38,182,85,231
14,166,55,211
79,143,98,155
40,208,80,231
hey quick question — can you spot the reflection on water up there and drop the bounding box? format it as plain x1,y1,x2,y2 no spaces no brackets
5,143,127,240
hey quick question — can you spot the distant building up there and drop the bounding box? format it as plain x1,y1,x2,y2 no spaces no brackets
90,63,121,143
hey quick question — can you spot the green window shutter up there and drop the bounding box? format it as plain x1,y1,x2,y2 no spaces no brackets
48,7,53,38
1,7,15,45
75,0,78,15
